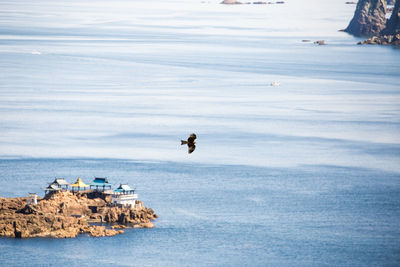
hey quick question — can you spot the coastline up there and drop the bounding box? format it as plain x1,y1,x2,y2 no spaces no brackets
0,191,157,238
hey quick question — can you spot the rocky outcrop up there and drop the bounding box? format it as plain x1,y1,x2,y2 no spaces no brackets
101,206,157,226
0,191,157,238
358,0,400,45
314,40,326,45
358,32,400,44
345,0,387,37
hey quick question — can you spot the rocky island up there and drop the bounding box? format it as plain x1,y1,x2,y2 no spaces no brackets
0,178,157,238
345,0,400,45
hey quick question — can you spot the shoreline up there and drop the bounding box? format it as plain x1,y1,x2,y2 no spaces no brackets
0,191,157,238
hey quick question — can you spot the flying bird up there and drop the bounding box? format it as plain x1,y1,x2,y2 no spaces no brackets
181,133,197,154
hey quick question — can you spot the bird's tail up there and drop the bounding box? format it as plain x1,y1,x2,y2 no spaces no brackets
181,140,188,145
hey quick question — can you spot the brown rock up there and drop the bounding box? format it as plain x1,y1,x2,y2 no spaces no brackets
134,222,154,228
345,0,387,37
0,191,157,238
314,40,326,45
111,224,127,229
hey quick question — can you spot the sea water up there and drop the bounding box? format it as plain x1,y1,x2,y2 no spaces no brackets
0,0,399,266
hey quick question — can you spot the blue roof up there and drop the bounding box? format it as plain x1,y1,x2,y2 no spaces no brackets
90,177,110,186
113,184,134,192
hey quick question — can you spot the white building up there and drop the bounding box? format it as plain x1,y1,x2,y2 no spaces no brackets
111,184,138,208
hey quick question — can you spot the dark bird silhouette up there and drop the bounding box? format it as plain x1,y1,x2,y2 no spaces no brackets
181,133,197,154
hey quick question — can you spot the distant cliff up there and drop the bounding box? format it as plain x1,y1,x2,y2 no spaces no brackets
345,0,387,37
345,0,400,45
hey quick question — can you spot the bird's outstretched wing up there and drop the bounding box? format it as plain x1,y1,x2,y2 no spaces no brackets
188,144,196,154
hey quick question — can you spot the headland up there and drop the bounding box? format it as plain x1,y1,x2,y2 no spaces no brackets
0,177,157,238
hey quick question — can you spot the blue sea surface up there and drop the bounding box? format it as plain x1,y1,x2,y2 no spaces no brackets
0,0,399,266
0,159,399,266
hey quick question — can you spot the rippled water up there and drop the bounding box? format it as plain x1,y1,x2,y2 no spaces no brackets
0,0,399,266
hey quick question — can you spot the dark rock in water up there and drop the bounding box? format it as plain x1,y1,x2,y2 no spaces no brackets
221,0,243,4
314,40,326,45
358,33,400,45
345,0,387,37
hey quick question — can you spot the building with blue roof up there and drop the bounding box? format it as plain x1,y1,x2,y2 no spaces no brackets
112,184,138,207
90,177,112,192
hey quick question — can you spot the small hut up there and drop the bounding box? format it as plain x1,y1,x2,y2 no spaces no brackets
28,193,38,205
113,184,136,195
90,177,112,192
44,183,61,195
51,178,69,190
70,177,89,192
111,184,138,207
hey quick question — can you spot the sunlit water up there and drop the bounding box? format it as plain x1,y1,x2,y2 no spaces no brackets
0,0,399,266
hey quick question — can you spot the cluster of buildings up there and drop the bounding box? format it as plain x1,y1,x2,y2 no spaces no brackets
43,177,138,207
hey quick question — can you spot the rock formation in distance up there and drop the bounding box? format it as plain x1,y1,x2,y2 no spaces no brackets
345,0,387,37
358,0,400,45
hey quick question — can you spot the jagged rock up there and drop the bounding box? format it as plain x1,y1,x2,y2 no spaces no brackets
345,0,387,37
314,40,326,45
0,191,157,238
356,0,400,45
133,222,154,228
111,224,127,229
86,225,121,237
358,32,400,44
0,213,85,238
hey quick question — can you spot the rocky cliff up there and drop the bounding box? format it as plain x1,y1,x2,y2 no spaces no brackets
0,191,157,238
358,0,400,44
383,0,400,34
345,0,387,37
